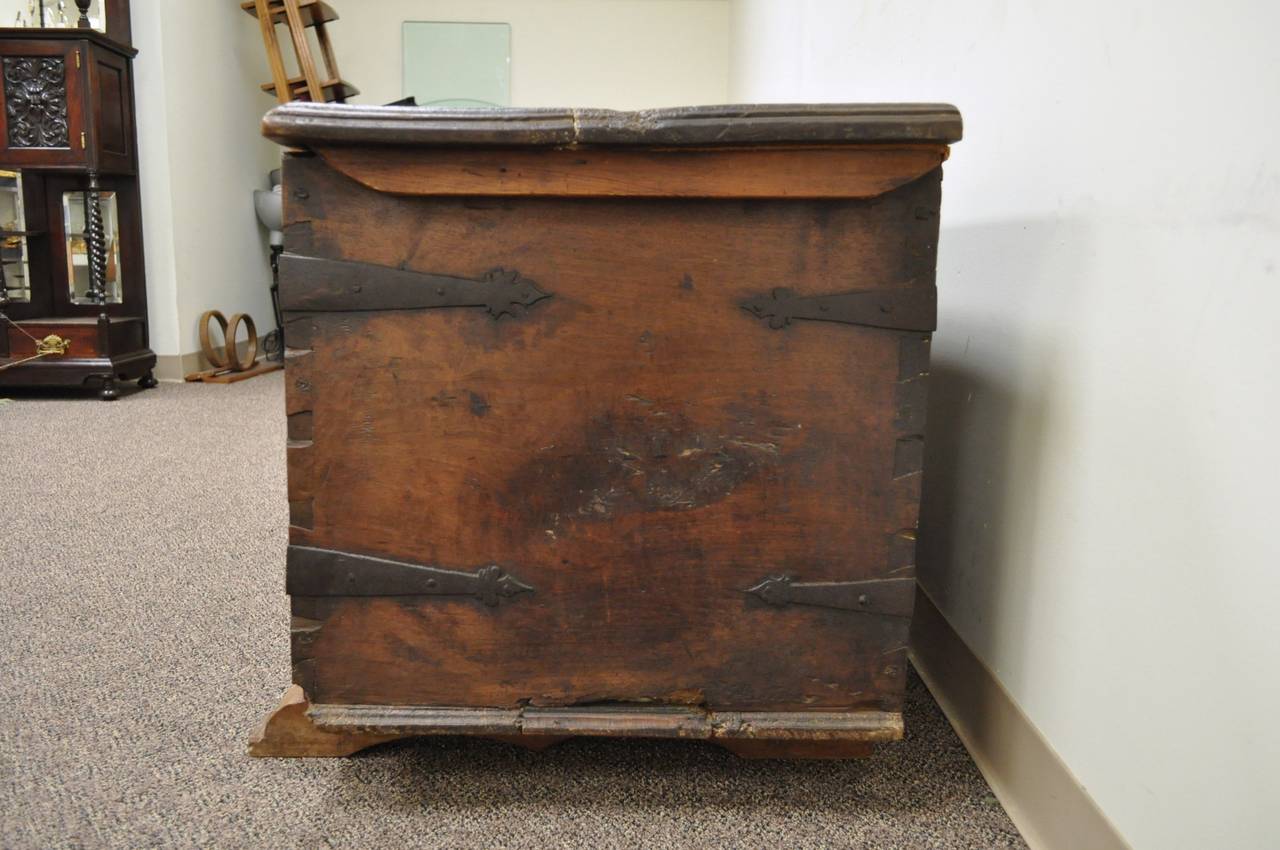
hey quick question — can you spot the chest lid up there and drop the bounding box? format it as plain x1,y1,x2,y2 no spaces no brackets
262,102,962,149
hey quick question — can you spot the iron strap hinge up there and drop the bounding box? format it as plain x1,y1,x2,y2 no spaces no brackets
278,254,551,318
286,545,534,607
745,575,915,617
741,284,936,332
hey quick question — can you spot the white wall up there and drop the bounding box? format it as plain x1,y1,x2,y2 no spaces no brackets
134,0,729,358
328,0,730,109
135,0,280,360
129,2,180,359
730,3,1279,850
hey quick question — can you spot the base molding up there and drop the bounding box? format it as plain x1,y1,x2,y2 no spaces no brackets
248,685,405,757
310,702,902,742
154,352,205,383
909,586,1132,850
155,340,263,382
249,685,902,759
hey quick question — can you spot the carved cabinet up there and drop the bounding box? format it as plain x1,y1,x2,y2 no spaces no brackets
0,24,153,399
250,102,963,759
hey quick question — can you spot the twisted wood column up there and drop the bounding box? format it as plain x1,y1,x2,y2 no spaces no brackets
84,171,108,306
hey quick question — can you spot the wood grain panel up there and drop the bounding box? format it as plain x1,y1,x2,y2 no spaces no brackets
316,143,949,199
280,154,941,712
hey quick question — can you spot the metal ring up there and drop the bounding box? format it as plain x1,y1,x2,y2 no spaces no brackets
224,313,259,372
198,310,229,369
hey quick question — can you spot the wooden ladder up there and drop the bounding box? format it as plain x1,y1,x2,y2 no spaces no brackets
242,0,359,104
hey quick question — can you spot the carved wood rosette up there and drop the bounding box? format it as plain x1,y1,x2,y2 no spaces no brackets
2,56,69,148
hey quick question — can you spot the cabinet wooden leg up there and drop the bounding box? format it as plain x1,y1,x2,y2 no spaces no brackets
99,377,118,401
248,685,404,757
716,739,874,760
138,370,158,389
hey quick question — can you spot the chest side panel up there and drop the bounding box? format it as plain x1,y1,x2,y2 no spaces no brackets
282,153,939,712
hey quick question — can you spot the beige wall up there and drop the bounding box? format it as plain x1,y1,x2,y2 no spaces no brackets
329,0,730,109
730,2,1280,849
136,0,281,360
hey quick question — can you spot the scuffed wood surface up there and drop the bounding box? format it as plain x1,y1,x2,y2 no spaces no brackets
263,102,963,149
279,153,939,711
247,685,404,757
314,144,950,199
307,702,903,742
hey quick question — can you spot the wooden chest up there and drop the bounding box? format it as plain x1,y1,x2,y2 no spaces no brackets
250,103,962,759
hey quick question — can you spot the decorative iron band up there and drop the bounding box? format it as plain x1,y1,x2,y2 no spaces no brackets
741,285,936,332
278,254,551,318
745,575,914,617
286,545,534,607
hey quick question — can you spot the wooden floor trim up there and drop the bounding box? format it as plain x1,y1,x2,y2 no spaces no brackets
154,352,203,382
909,586,1133,850
308,703,903,742
155,341,261,382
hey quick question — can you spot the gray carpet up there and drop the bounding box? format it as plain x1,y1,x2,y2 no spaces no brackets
0,375,1027,849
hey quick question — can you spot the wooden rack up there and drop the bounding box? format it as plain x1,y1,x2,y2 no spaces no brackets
242,0,358,104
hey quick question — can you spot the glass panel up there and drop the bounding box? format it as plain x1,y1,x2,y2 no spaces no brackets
10,1,104,30
403,22,511,108
63,189,122,304
0,170,31,303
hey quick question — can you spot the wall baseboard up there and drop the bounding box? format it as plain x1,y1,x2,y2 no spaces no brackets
154,341,257,382
909,586,1132,850
154,352,204,382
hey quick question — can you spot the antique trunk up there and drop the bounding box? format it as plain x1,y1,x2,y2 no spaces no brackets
250,103,962,759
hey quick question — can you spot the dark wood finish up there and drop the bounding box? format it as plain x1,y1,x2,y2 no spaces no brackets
0,314,151,392
263,102,963,148
104,0,132,48
42,172,147,317
310,143,949,200
0,30,137,174
258,103,960,758
4,314,132,357
0,23,152,395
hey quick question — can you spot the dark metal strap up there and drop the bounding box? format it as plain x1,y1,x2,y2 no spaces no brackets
745,575,914,617
287,545,534,607
278,254,551,318
741,286,936,332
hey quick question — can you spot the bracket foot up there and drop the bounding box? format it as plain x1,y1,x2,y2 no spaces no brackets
248,685,404,757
